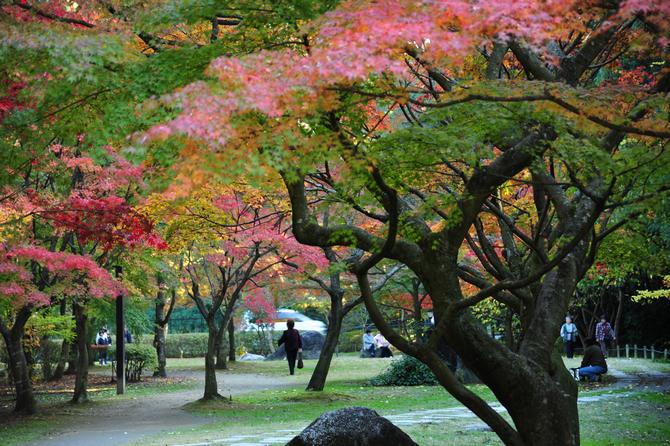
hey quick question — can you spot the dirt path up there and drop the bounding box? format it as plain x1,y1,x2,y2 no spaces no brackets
31,370,294,446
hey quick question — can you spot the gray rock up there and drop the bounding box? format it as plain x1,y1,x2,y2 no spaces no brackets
239,353,265,361
286,407,419,446
463,423,493,432
266,330,325,360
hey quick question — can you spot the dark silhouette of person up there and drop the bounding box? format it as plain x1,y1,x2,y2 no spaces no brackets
278,319,302,375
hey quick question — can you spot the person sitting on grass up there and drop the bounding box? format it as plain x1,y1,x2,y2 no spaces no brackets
577,337,608,382
362,328,376,358
374,332,393,358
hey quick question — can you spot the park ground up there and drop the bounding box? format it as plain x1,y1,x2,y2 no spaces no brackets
1,355,669,446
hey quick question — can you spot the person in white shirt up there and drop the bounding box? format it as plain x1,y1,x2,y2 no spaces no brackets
362,328,376,358
560,316,579,358
95,329,110,365
374,332,393,358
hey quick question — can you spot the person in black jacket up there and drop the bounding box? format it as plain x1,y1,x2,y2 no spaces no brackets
278,319,302,375
578,337,608,381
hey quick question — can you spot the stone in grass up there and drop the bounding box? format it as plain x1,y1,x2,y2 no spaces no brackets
266,331,325,360
286,407,419,446
239,353,265,361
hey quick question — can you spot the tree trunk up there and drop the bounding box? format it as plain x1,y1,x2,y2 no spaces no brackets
65,303,77,375
52,339,70,381
71,301,89,404
227,318,236,362
202,321,222,400
153,288,168,378
215,322,228,370
433,271,580,445
52,299,69,380
306,304,343,391
153,323,167,378
5,334,36,414
0,307,37,415
504,309,515,351
613,287,624,341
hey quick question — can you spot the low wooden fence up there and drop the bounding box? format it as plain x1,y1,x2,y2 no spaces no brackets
572,344,669,360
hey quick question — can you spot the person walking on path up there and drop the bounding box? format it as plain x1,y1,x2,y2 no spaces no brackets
374,332,393,358
577,337,608,381
278,319,302,375
362,328,376,358
560,315,579,358
595,315,615,357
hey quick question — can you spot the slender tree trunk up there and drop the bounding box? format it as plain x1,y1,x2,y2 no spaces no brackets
71,301,89,404
0,307,37,415
227,318,236,362
52,299,69,380
153,288,168,377
65,303,77,375
504,309,515,351
215,322,228,370
306,304,343,391
613,287,624,341
411,290,424,340
153,323,167,377
203,321,222,400
52,339,70,381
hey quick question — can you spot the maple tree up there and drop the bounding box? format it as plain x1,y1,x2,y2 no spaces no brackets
0,139,163,408
2,1,670,443
0,244,123,413
0,0,334,415
150,183,325,399
147,1,670,444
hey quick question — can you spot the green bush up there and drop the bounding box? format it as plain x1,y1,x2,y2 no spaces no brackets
35,338,62,381
338,330,362,353
167,333,209,358
370,355,439,386
141,333,209,358
237,330,282,356
139,330,288,358
110,343,157,381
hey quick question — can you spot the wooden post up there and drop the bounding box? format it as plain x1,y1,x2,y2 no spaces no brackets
634,344,638,358
115,266,125,395
643,345,647,359
651,347,655,360
625,344,629,358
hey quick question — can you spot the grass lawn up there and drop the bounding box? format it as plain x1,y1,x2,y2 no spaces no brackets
139,355,670,446
1,355,669,445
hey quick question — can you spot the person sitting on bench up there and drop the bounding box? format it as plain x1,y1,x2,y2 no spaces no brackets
577,337,607,381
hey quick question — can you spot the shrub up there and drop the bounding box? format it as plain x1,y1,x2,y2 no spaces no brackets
35,338,62,381
338,330,362,353
142,333,209,358
167,333,209,358
236,330,282,356
370,355,439,386
110,343,157,382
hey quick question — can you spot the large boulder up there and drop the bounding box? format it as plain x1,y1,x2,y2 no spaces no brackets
286,407,418,446
266,330,325,360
